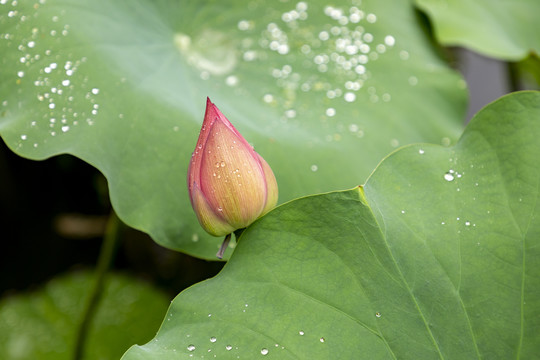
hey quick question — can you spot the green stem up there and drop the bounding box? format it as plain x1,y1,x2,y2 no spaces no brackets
73,210,123,360
507,61,521,92
216,229,245,259
216,233,232,259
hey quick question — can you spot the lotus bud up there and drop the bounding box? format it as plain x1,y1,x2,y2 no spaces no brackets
187,98,278,248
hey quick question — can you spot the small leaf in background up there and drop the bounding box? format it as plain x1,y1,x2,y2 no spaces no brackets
122,91,540,359
511,55,540,90
0,0,466,258
415,0,540,60
0,271,170,360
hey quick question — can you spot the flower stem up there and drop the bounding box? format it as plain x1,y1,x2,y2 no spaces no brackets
216,229,246,259
216,233,232,259
73,210,123,360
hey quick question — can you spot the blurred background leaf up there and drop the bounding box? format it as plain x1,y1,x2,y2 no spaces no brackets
0,0,466,259
0,271,170,360
415,0,540,60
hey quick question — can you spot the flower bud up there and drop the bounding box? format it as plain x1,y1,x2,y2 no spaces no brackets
188,98,278,237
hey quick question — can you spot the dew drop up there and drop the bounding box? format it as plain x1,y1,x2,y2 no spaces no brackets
444,172,455,182
359,44,370,53
20,134,27,140
17,71,24,78
375,312,382,318
325,108,336,117
261,348,269,355
243,50,256,61
210,337,217,343
297,1,308,11
226,345,232,351
237,20,250,31
319,337,325,343
263,94,274,103
398,51,410,61
91,88,99,95
187,345,196,352
465,221,471,226
384,35,395,47
418,149,425,154
441,137,451,146
225,75,238,86
319,31,329,41
299,330,304,336
363,33,373,43
217,207,223,212
61,125,69,132
285,109,296,118
310,165,318,172
354,65,366,75
344,92,356,102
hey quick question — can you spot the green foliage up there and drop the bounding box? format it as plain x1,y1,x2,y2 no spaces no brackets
0,271,170,360
122,92,540,359
415,0,540,60
2,1,540,359
0,0,466,259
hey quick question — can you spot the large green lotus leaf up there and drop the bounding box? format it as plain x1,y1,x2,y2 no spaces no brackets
0,0,466,259
415,0,540,60
0,271,170,360
122,91,540,359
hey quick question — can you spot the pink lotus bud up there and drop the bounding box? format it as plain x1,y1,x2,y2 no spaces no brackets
188,98,278,238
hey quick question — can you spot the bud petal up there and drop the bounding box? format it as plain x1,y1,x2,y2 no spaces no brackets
188,98,278,237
